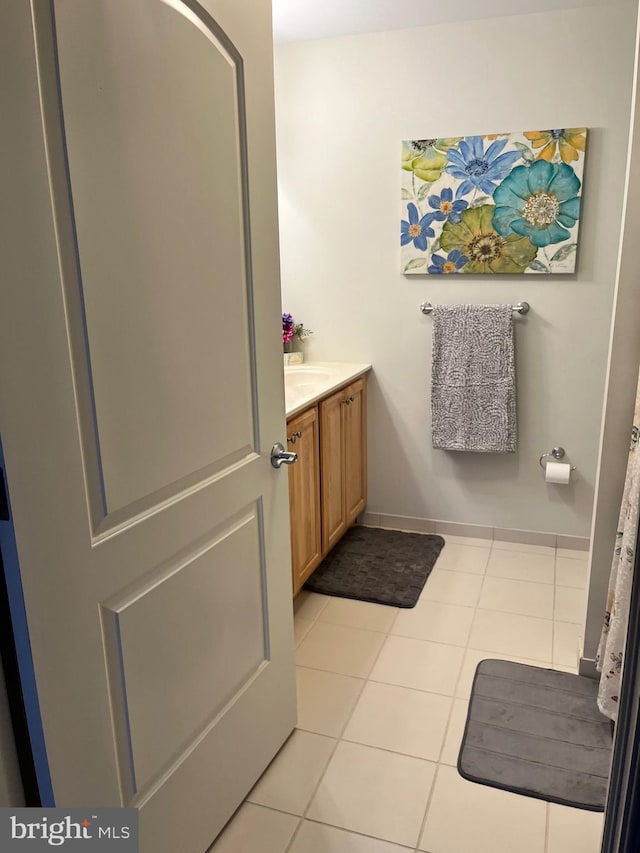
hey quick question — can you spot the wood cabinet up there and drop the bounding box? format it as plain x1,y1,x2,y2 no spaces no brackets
320,377,367,552
287,374,367,596
287,405,322,597
318,388,346,552
342,378,367,525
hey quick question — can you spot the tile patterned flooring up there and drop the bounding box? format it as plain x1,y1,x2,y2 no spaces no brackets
211,540,604,853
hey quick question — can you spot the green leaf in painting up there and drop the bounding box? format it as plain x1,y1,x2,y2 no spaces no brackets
528,259,549,273
416,183,431,201
404,257,426,272
471,196,491,208
431,237,440,254
401,187,411,200
550,243,577,263
513,141,535,163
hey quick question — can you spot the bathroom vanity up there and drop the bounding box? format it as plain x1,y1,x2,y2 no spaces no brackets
284,362,371,596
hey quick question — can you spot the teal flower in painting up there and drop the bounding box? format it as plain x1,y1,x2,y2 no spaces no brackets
492,160,581,247
401,203,435,251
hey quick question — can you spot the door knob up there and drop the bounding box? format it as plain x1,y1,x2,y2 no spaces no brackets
270,442,298,469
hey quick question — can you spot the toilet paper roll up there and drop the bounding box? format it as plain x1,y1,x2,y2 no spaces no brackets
545,461,571,484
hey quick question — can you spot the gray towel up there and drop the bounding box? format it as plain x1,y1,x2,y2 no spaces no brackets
431,304,516,452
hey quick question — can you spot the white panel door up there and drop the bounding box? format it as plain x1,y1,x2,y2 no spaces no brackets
0,1,296,850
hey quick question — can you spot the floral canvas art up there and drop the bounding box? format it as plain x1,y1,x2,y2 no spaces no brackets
401,129,587,274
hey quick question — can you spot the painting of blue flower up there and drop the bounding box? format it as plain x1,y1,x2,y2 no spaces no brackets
428,250,469,274
446,137,522,196
401,128,586,274
426,188,468,224
401,202,435,251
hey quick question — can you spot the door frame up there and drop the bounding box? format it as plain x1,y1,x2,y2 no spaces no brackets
0,441,53,806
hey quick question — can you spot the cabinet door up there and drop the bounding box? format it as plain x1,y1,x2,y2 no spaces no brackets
344,378,367,525
288,406,322,596
320,389,347,552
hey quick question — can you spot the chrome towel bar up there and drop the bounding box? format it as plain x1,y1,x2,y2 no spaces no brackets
420,301,530,315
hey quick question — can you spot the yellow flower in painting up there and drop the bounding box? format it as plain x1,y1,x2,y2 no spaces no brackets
440,205,537,274
402,138,462,183
523,128,586,164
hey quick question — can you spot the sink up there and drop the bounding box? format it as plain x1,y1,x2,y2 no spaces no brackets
284,366,333,388
283,366,334,409
283,361,371,417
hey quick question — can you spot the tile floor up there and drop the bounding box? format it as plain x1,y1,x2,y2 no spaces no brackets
211,538,604,853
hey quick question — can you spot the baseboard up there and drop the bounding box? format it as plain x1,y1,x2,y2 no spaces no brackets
358,511,590,551
579,656,599,680
359,512,436,535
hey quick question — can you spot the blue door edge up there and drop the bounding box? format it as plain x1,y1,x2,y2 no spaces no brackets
0,438,55,806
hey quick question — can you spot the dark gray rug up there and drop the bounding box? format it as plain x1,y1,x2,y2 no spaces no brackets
303,526,444,608
459,659,613,811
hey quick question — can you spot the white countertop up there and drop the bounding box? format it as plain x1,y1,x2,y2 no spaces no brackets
284,361,372,418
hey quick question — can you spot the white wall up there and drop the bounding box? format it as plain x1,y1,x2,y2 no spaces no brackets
275,2,637,537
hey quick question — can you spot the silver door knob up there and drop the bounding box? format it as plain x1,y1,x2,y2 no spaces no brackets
270,442,298,469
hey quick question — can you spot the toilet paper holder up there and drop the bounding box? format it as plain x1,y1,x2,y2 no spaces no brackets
539,447,576,471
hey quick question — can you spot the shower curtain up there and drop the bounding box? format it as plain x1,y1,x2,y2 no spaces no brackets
596,370,640,721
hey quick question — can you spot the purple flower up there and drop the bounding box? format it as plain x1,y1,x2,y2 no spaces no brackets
401,203,435,251
282,312,294,344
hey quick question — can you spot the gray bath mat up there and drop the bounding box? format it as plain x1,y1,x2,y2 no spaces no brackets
459,659,613,811
304,526,445,608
